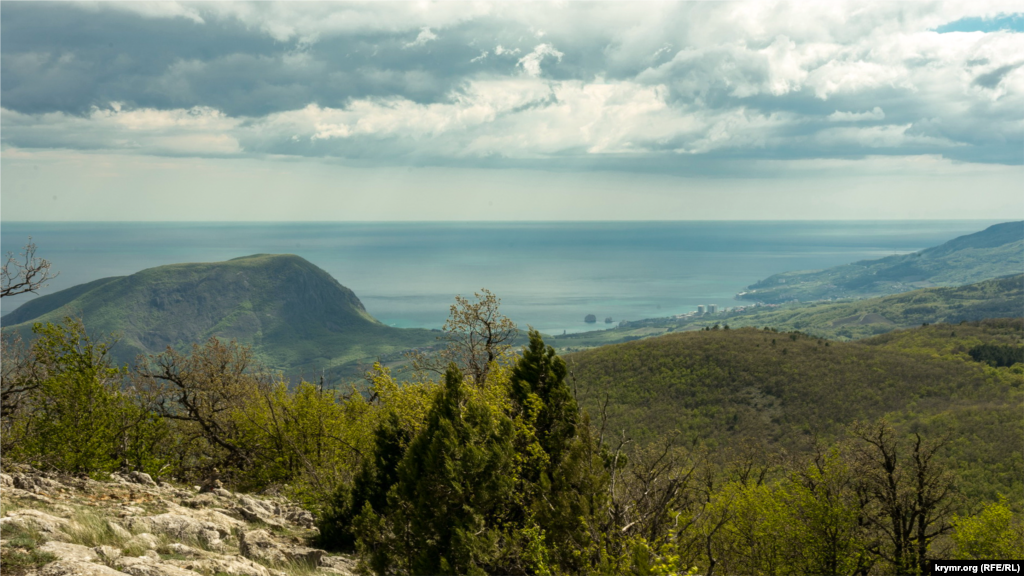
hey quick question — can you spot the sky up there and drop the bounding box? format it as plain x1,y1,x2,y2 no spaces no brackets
1,1,1022,221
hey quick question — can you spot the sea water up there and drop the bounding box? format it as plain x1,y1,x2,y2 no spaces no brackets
0,221,1002,335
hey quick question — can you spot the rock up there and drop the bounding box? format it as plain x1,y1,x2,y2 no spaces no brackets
239,529,324,565
11,473,65,494
213,488,233,498
120,561,205,576
94,545,123,562
187,556,279,576
0,472,13,488
128,471,158,487
41,560,128,576
235,496,284,528
38,541,100,563
127,513,226,544
199,479,224,493
182,493,220,509
119,505,148,516
284,508,316,529
198,528,224,551
125,532,161,551
1,509,74,540
320,555,359,575
107,520,133,540
164,542,204,558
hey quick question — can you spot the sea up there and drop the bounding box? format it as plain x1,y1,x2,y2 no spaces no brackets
0,221,1003,335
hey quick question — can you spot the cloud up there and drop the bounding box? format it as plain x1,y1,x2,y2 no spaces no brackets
829,107,886,122
404,27,438,49
517,44,564,77
1,1,1021,169
1,105,242,156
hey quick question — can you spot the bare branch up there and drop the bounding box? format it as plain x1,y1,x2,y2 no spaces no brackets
2,238,58,298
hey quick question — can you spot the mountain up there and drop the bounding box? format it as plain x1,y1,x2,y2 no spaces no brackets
567,319,1023,501
737,221,1024,304
0,254,438,377
550,273,1023,351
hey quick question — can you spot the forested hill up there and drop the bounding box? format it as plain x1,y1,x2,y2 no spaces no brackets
738,220,1024,303
568,319,1023,500
0,254,437,376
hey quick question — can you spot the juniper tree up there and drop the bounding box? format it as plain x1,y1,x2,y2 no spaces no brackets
362,364,515,575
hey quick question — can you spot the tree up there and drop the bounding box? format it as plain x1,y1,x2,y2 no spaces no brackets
136,338,271,474
787,447,874,576
507,329,609,573
1,331,42,421
1,240,55,424
853,422,958,575
412,289,518,385
952,497,1024,560
4,318,142,473
359,364,516,575
2,238,57,298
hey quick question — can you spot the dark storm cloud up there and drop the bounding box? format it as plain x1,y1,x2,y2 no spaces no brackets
0,2,538,116
1,2,1022,169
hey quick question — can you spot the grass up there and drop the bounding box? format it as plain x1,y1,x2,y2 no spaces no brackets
0,523,57,575
65,508,131,548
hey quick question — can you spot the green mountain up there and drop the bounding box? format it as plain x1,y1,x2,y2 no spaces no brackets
697,273,1024,339
0,254,438,377
738,221,1024,304
550,274,1023,350
567,319,1024,501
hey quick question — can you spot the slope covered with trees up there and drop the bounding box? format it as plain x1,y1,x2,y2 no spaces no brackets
738,221,1023,304
567,320,1024,503
2,245,1021,575
0,254,437,377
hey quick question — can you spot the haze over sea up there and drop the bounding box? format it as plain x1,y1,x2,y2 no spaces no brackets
0,221,1003,336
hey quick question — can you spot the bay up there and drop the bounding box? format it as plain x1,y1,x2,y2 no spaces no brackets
0,220,1002,335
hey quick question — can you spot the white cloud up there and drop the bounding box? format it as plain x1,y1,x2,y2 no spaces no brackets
1,105,242,156
5,2,1022,168
829,107,886,122
517,44,564,77
404,27,438,49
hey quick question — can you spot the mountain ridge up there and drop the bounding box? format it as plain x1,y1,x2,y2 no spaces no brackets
738,221,1024,303
1,254,437,377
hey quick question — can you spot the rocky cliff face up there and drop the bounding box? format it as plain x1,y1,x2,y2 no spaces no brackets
0,465,355,576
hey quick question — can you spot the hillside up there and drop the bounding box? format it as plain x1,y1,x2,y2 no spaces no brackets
737,221,1024,303
567,320,1024,501
550,273,1023,350
0,254,437,377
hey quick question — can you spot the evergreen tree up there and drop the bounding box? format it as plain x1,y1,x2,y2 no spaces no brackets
363,364,516,575
318,410,411,551
508,330,608,573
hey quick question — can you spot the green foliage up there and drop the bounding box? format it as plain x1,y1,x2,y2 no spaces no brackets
952,498,1024,560
508,330,608,573
4,317,160,474
968,343,1024,367
357,365,516,575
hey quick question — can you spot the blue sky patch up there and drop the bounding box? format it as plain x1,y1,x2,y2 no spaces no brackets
935,13,1024,33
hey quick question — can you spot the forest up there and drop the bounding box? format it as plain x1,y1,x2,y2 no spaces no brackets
2,286,1022,575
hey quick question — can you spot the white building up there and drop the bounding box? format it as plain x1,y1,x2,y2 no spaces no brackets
697,305,705,315
709,304,717,314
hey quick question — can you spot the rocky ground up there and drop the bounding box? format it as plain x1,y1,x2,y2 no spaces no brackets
0,465,357,576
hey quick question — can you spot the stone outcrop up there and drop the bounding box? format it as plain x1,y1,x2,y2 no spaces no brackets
1,466,356,576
